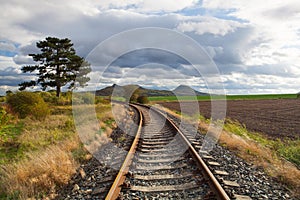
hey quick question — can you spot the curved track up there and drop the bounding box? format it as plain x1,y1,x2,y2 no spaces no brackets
105,104,242,199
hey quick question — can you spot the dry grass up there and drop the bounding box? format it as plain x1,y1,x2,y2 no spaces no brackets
198,119,300,197
0,136,80,199
0,103,115,199
18,115,75,150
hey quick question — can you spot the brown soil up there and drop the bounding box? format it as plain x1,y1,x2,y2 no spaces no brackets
159,99,300,139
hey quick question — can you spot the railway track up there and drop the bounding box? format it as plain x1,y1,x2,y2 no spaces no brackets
103,104,250,200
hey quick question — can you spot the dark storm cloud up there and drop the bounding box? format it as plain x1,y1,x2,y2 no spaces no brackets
110,48,189,68
0,67,34,86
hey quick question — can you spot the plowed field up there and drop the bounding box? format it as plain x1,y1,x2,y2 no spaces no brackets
159,99,300,139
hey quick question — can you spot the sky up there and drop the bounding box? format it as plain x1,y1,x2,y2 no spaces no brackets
0,0,300,95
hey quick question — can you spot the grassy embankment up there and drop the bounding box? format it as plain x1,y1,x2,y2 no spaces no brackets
152,97,300,197
0,92,114,199
206,118,300,195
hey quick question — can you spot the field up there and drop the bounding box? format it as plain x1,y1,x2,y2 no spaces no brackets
159,99,300,139
149,93,298,101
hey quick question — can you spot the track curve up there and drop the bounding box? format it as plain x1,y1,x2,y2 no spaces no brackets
106,104,245,200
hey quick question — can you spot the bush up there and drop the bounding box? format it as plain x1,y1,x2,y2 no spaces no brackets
73,92,94,104
137,96,149,104
0,107,10,128
6,92,50,120
0,97,5,103
40,92,56,103
95,96,110,104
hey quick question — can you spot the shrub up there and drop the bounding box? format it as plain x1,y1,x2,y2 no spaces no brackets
0,97,5,102
6,92,50,120
137,96,149,104
73,92,94,105
95,96,110,104
0,107,10,127
40,92,56,103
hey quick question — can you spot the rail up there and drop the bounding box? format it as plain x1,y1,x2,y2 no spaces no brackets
105,104,143,200
105,103,230,200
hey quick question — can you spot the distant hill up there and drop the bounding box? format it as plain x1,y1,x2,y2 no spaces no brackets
173,85,207,96
95,84,208,97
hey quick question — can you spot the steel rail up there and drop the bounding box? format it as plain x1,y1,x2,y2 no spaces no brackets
152,106,230,200
105,104,143,200
106,103,230,200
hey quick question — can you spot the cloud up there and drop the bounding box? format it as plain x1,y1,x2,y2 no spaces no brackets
221,73,300,94
0,0,299,95
0,66,34,89
13,55,34,65
0,41,17,52
177,16,243,36
0,67,22,76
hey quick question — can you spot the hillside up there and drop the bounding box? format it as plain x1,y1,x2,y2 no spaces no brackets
173,85,207,96
95,84,208,97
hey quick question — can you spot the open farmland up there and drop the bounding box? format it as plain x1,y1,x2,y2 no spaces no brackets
159,99,300,139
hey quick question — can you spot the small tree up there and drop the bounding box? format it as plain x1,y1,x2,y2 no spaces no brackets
129,89,140,103
19,37,91,97
137,96,149,104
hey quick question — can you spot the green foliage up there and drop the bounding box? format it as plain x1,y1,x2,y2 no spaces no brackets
6,92,50,120
71,143,88,163
56,92,72,105
72,92,94,104
0,97,5,103
19,37,91,97
39,91,73,105
276,140,300,167
95,96,110,104
0,191,20,200
0,107,11,128
0,106,23,164
129,89,140,103
137,96,149,104
39,91,58,104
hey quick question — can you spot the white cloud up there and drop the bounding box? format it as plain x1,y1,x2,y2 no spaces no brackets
177,16,243,36
221,73,300,94
0,56,18,70
202,0,300,57
130,0,197,13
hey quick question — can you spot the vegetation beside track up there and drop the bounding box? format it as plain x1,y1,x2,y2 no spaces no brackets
0,92,114,199
159,107,300,197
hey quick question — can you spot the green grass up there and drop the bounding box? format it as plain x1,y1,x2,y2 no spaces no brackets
0,104,76,163
149,94,298,102
223,119,300,167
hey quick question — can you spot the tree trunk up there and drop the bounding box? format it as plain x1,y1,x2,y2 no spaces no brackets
56,62,61,97
56,83,61,97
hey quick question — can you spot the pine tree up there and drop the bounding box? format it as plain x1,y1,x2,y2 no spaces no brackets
19,37,91,97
